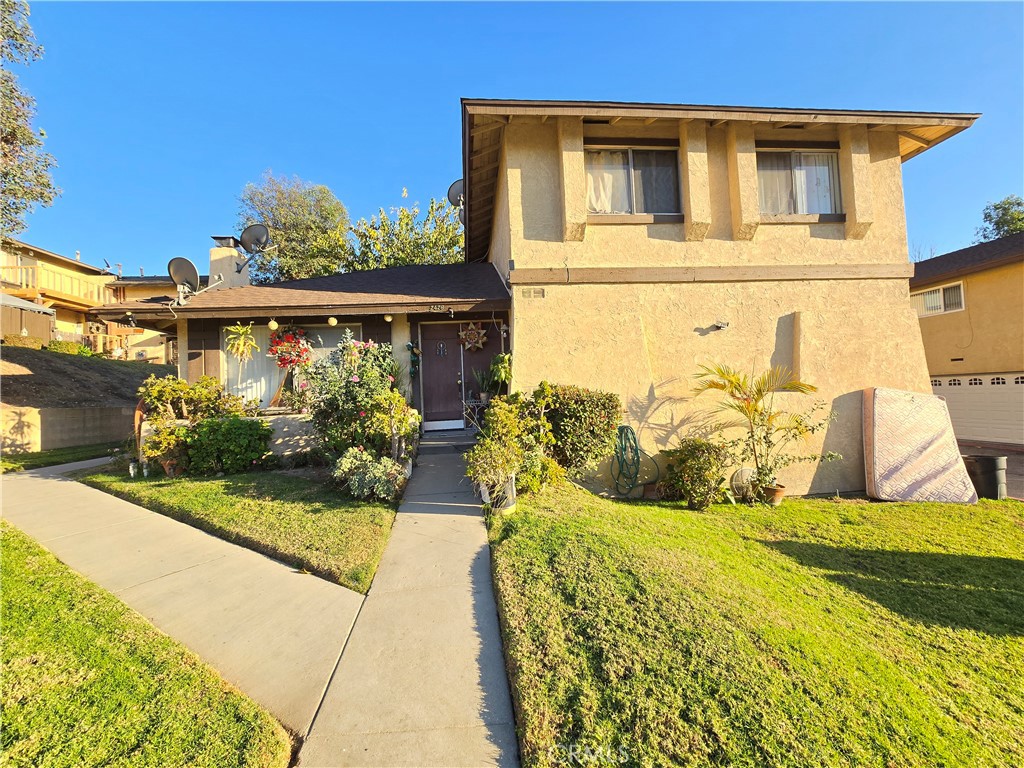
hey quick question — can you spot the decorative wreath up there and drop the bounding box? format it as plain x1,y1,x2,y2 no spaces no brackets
458,322,487,351
268,326,313,369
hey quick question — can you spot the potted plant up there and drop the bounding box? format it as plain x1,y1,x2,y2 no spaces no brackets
490,353,512,395
473,368,495,404
693,363,839,505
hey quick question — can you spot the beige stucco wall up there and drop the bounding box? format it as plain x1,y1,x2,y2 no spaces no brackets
510,279,929,495
494,117,931,495
499,121,909,270
916,261,1024,375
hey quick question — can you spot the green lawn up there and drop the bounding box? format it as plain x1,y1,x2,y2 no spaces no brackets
1,441,121,473
1,523,290,768
489,484,1024,768
79,470,394,593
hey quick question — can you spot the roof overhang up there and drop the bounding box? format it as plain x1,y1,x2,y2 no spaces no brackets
461,98,980,262
910,251,1024,290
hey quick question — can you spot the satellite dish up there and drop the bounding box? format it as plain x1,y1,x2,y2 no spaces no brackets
447,179,464,207
459,207,466,225
239,223,271,254
168,257,201,293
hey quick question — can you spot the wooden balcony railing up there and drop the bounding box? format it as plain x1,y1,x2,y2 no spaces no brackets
0,265,114,308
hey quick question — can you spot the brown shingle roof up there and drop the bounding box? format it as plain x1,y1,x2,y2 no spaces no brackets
90,263,510,320
911,232,1024,289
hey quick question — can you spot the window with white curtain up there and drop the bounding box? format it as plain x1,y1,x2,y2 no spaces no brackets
223,323,361,408
586,148,680,214
756,151,842,215
909,282,965,317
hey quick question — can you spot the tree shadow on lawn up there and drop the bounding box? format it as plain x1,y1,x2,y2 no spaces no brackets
763,540,1024,637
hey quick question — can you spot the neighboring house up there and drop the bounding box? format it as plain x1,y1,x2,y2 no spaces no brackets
1,237,115,347
910,232,1024,448
106,275,210,365
90,98,979,494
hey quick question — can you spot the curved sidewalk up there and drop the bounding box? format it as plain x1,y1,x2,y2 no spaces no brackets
1,458,365,738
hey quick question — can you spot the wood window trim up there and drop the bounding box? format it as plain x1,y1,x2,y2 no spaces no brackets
755,140,841,150
583,137,680,148
587,213,685,225
760,213,846,224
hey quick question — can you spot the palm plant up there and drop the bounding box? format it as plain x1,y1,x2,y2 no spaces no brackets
225,322,260,389
693,363,837,500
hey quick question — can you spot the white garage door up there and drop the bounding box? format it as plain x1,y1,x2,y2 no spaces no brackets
931,373,1024,446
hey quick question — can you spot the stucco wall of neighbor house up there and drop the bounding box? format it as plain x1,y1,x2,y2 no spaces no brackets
916,261,1024,375
493,118,931,495
510,279,930,495
118,284,173,363
2,404,134,453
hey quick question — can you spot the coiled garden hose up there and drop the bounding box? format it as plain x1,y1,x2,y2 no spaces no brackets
610,425,660,496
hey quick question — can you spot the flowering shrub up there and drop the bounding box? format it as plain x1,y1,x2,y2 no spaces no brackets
305,330,417,459
268,326,313,369
332,447,406,501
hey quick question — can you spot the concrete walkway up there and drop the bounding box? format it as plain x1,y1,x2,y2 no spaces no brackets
1,458,365,737
300,433,518,767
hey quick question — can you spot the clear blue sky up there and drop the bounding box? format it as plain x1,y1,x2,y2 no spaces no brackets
15,1,1024,276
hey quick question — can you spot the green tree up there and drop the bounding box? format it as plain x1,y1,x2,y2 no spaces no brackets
350,189,463,270
236,170,353,284
974,194,1024,243
1,0,60,235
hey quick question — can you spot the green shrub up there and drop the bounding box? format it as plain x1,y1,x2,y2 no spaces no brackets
138,374,256,422
140,422,189,466
661,438,731,511
186,417,273,475
47,340,92,356
547,384,621,472
2,334,45,349
333,447,406,501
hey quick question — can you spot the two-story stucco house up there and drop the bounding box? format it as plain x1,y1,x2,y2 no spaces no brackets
91,98,979,495
911,232,1023,448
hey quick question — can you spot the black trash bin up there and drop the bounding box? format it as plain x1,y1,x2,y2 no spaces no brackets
961,455,1008,500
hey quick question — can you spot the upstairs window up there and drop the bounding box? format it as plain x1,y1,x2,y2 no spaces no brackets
757,151,842,215
586,148,680,215
910,282,964,317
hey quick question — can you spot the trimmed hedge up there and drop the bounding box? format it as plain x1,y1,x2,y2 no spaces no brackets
186,416,273,475
47,340,92,356
547,384,621,471
2,334,45,350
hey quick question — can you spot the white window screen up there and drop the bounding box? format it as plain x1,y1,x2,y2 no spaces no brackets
757,151,841,215
942,284,963,312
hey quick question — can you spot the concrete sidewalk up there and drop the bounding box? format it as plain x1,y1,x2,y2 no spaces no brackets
1,459,364,737
300,435,518,767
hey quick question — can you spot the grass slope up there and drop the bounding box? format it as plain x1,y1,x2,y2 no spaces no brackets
489,484,1024,767
1,523,290,768
80,470,394,593
1,441,120,473
0,346,173,408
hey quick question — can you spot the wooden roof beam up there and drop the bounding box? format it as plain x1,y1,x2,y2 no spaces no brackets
898,130,936,148
470,122,504,138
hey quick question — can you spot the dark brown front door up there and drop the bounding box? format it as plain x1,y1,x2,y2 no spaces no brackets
420,323,464,427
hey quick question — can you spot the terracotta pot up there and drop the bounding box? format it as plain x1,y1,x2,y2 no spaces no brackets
764,484,786,506
160,458,181,478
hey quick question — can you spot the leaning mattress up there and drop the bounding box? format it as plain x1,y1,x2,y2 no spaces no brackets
863,387,977,503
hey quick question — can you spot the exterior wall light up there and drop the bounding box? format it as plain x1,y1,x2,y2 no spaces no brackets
267,319,279,331
327,317,338,326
